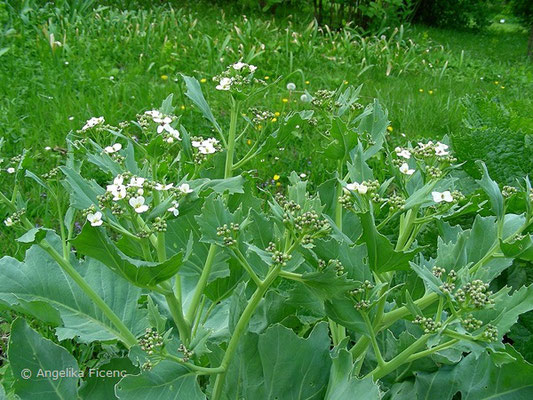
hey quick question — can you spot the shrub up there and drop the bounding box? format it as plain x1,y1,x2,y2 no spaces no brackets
413,0,490,29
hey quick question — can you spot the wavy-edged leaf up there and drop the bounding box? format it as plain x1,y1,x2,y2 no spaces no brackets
9,319,80,400
72,224,183,288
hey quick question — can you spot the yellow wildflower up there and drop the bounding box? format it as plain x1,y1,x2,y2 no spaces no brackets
161,75,168,81
200,78,207,83
273,174,280,181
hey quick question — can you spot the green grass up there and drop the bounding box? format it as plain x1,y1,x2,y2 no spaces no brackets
0,0,531,255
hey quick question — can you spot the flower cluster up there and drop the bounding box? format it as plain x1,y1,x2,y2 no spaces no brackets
412,141,456,163
461,314,483,331
81,116,105,131
139,328,164,356
481,324,498,342
178,343,194,362
455,280,494,309
249,107,275,125
414,316,442,334
191,136,221,163
502,185,518,198
271,251,292,266
144,110,180,143
216,223,240,246
3,209,25,227
213,62,258,92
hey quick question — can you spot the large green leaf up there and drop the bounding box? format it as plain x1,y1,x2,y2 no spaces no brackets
409,346,533,399
182,75,221,134
358,212,418,273
0,238,147,343
325,344,382,399
356,99,388,160
79,358,138,400
116,361,205,400
476,161,504,218
60,166,105,210
8,319,79,400
222,323,332,400
72,224,183,288
323,117,358,160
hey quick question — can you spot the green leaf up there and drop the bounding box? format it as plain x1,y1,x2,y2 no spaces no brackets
323,118,358,160
116,361,205,399
325,345,382,399
325,296,368,335
16,227,50,244
476,160,504,218
500,234,533,261
8,319,79,400
195,194,245,245
182,75,221,134
0,237,147,343
356,99,388,160
160,93,175,114
475,285,533,340
411,346,533,399
358,212,418,273
223,323,332,400
72,224,183,288
300,264,356,300
60,166,105,210
79,358,138,400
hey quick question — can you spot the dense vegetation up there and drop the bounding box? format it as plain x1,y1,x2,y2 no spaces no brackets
0,1,531,399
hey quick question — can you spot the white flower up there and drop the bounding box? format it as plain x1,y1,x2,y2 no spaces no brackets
216,77,233,91
434,142,449,156
249,65,257,73
432,191,453,203
4,217,13,227
6,167,15,174
300,173,307,178
177,183,193,194
233,62,246,70
155,183,174,191
107,175,127,200
129,177,145,188
286,82,296,91
399,163,415,175
129,196,149,213
168,201,180,216
395,147,411,159
104,143,122,154
192,138,219,154
345,182,368,195
158,124,180,140
81,116,104,131
45,146,52,151
87,211,103,227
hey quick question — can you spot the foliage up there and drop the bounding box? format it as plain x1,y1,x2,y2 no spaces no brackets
1,67,532,399
413,0,491,29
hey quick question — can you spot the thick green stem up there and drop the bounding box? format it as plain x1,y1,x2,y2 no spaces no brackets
366,334,430,380
165,353,225,375
224,98,239,179
233,248,263,286
39,241,137,347
186,244,217,323
211,265,282,400
362,311,385,367
405,339,459,363
165,292,191,346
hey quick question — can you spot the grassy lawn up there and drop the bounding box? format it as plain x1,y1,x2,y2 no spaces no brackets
0,1,531,254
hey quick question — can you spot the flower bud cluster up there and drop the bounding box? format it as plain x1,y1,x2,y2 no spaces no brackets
425,165,442,179
412,141,456,163
502,185,518,198
152,217,167,232
139,328,164,356
455,279,494,309
178,343,194,362
461,314,483,331
432,266,446,278
481,324,498,342
387,193,406,210
311,89,335,108
271,251,292,266
349,280,374,296
216,223,240,246
42,167,61,180
249,107,275,125
414,316,442,334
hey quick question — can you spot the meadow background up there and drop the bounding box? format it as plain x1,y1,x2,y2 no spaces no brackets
0,0,532,380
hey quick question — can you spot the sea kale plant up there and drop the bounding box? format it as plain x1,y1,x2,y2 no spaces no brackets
1,63,533,399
